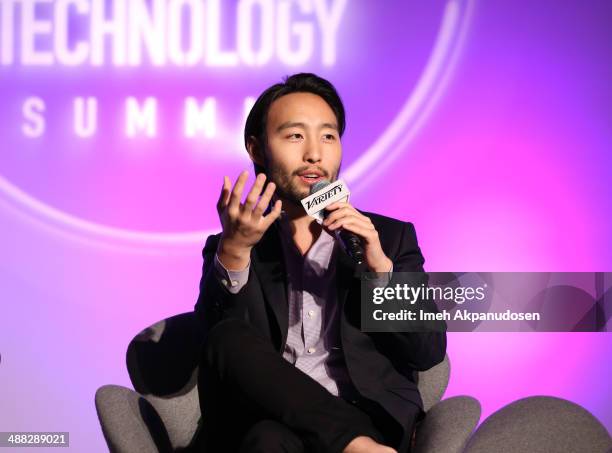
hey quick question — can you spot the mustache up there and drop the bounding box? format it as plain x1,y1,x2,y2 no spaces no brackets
292,167,329,177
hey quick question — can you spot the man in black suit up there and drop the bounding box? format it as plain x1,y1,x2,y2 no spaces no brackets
194,73,446,453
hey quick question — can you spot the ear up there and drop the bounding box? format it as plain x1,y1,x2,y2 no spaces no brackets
246,135,265,167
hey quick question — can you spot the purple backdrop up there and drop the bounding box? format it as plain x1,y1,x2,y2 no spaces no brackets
0,0,610,450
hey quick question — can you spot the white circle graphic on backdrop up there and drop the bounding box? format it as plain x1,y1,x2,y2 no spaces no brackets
0,0,474,250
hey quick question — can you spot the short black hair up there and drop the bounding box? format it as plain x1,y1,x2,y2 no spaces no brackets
244,72,346,175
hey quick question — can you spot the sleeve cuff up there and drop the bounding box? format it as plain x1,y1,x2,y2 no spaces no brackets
363,262,394,286
214,252,250,294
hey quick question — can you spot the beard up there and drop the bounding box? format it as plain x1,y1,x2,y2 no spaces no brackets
265,158,342,207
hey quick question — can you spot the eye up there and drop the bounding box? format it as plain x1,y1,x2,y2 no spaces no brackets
287,133,303,140
323,134,336,141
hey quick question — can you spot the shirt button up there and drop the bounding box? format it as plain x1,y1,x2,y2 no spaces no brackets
308,310,315,318
307,347,316,354
230,279,238,287
220,278,228,286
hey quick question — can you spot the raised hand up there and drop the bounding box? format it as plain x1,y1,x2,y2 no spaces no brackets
216,170,282,270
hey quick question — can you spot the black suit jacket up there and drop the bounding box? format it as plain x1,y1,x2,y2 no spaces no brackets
194,210,447,437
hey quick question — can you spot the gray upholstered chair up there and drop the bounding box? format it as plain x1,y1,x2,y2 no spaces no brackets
463,396,611,453
95,312,611,452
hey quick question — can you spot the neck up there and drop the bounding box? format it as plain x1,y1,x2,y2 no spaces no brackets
276,195,322,253
281,198,320,231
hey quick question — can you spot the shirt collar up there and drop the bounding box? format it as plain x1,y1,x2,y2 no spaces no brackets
276,213,336,263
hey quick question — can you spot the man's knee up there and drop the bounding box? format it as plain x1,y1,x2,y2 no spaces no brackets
206,317,245,346
240,419,305,453
204,318,247,353
202,318,264,367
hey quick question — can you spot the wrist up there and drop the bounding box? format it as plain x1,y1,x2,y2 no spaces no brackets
217,238,252,271
368,256,393,273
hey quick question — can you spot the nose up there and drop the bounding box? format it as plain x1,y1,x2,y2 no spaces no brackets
303,139,322,164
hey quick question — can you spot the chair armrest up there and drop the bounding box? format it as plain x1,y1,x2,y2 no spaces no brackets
464,396,612,453
95,384,173,453
413,396,481,453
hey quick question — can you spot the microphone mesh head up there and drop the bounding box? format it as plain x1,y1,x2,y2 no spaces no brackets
310,179,331,195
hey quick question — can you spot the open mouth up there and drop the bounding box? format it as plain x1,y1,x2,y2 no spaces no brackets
298,174,323,185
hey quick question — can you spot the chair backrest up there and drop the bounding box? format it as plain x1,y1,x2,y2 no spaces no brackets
126,312,451,448
126,312,204,451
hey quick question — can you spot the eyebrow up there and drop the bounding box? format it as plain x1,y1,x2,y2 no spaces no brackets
275,121,339,133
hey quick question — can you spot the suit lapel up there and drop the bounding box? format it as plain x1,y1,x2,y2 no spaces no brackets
252,221,289,348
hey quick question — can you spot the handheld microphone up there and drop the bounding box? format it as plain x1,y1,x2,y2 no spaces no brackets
310,180,365,265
